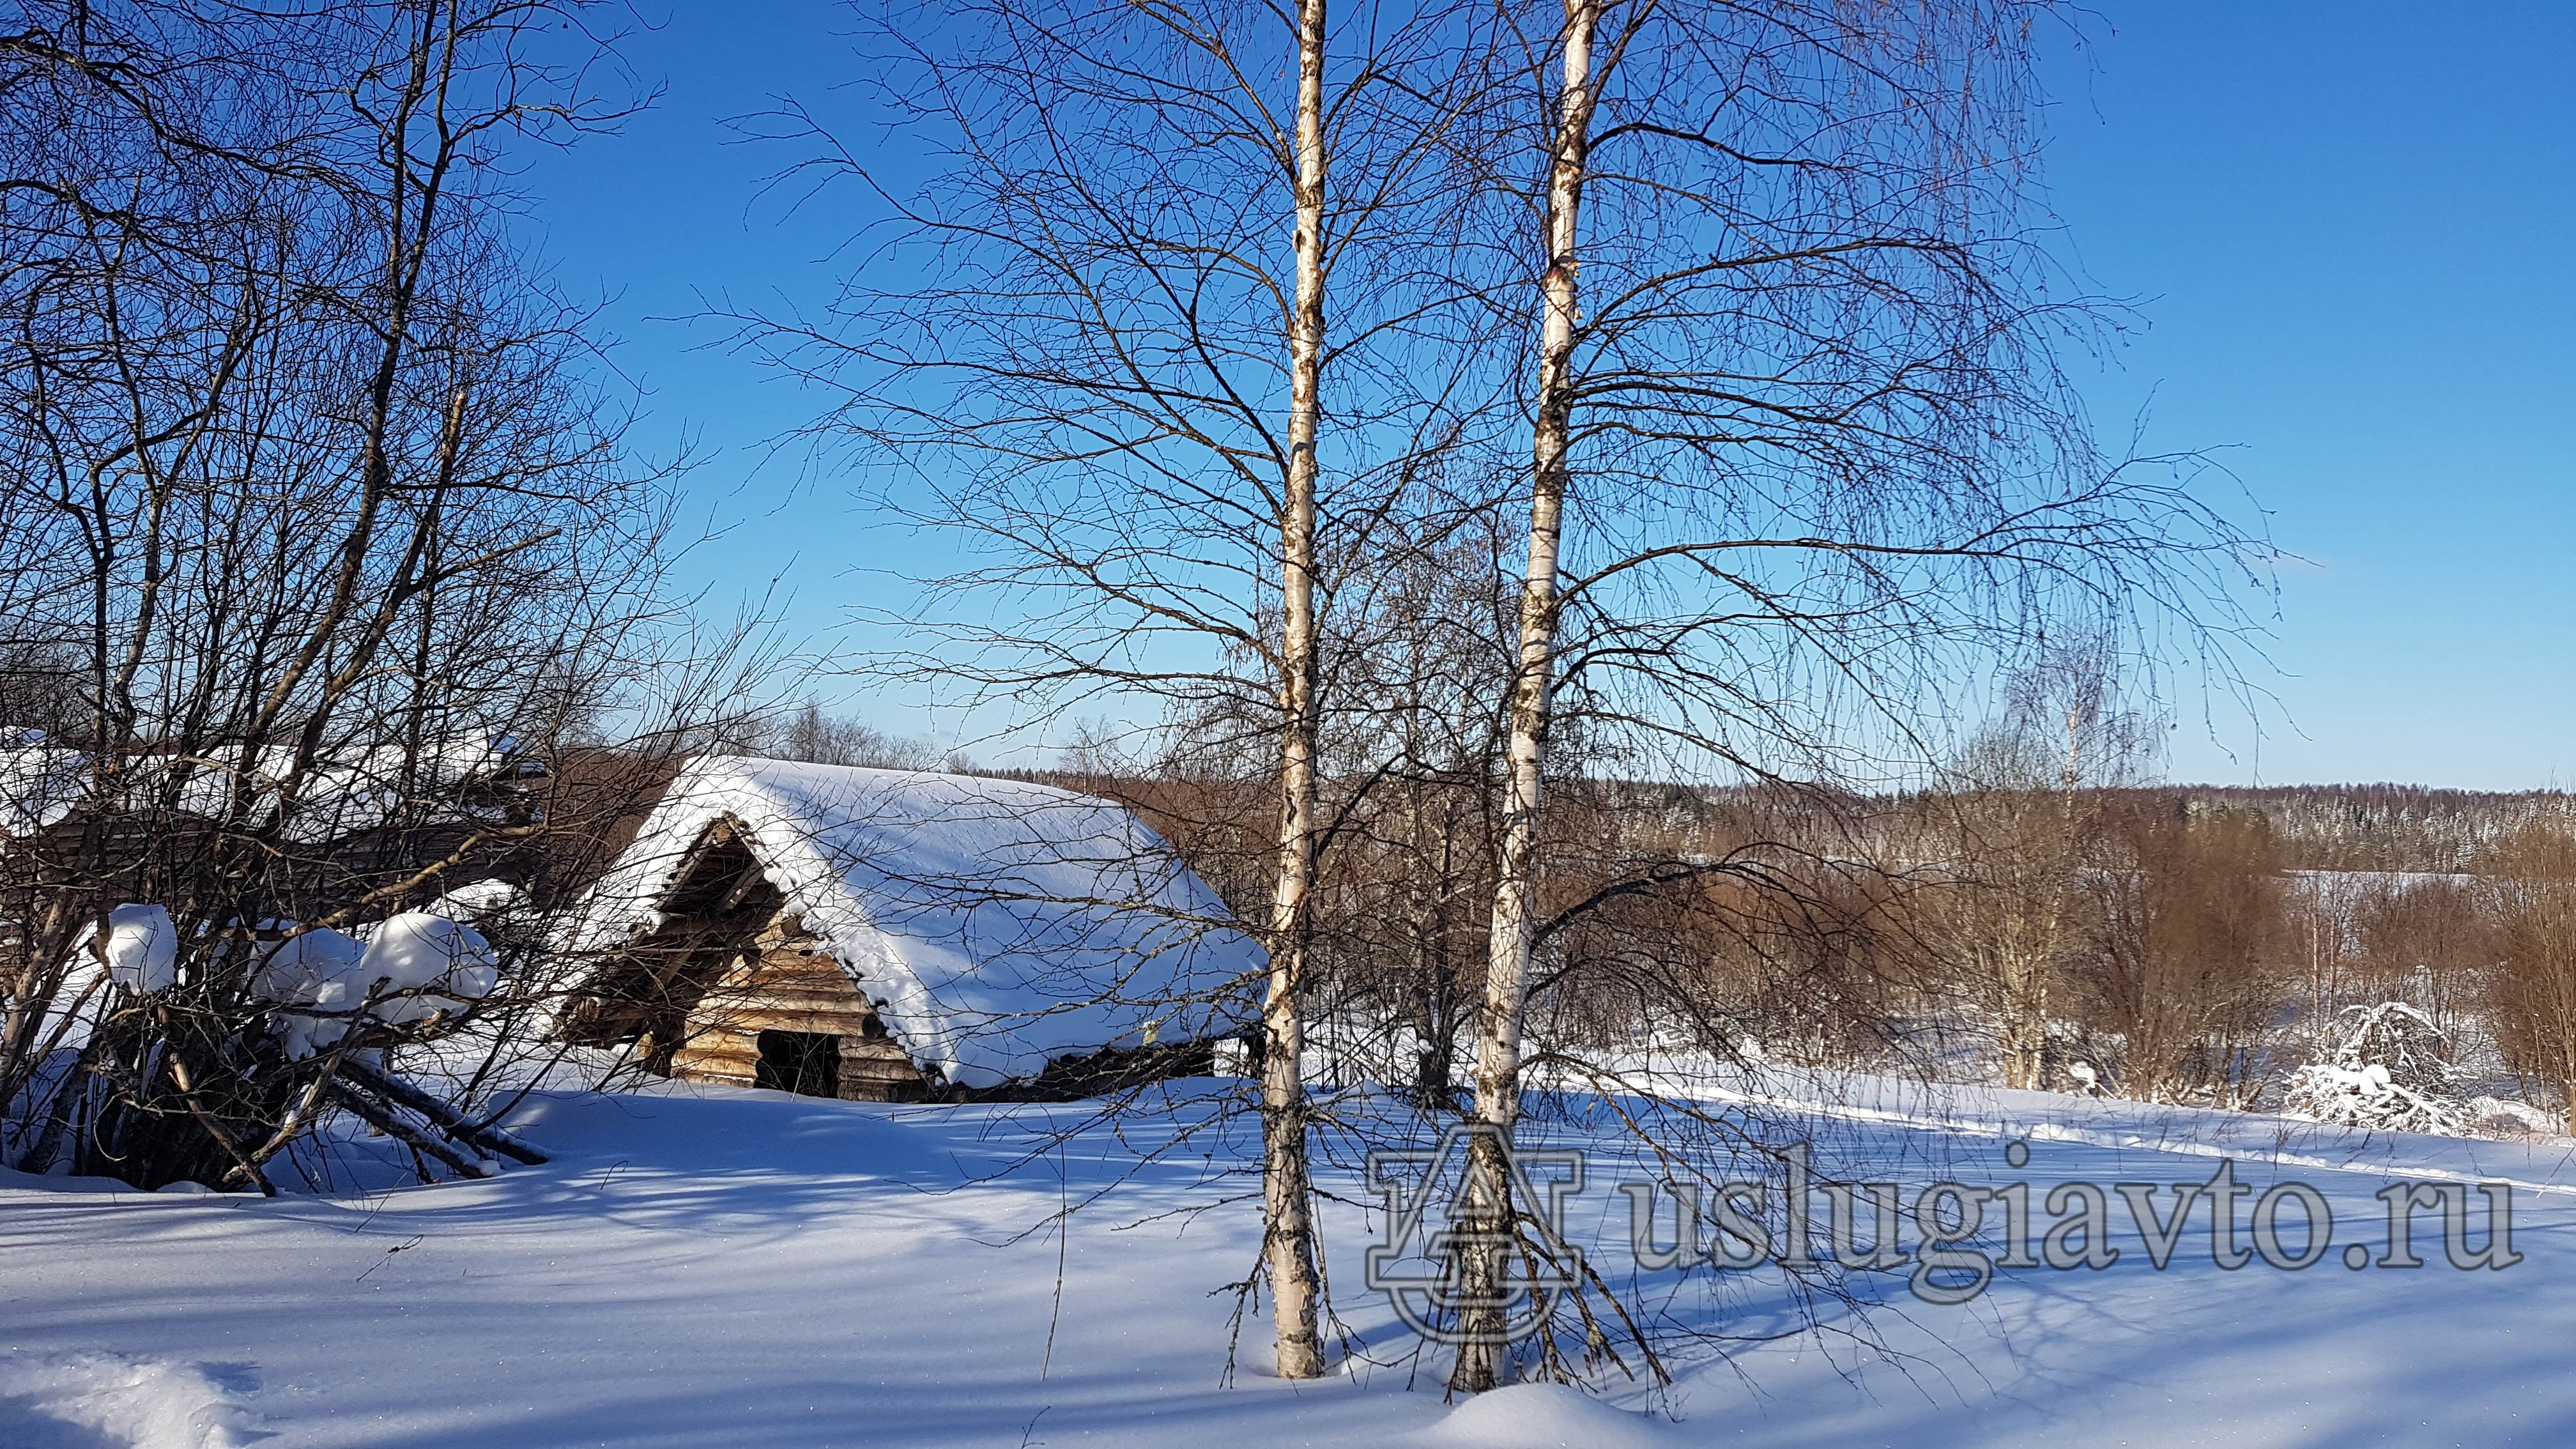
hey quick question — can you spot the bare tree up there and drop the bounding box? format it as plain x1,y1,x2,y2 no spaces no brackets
760,702,947,771
733,0,2265,1393
1261,0,1334,1372
730,0,1514,1377
2074,798,2286,1105
1920,640,2149,1089
2485,824,2576,1114
2354,874,2487,1040
0,0,741,1190
1442,0,2263,1388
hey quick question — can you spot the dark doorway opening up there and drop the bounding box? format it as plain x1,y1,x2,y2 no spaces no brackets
755,1029,842,1098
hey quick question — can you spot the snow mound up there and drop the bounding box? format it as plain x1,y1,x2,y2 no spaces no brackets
1413,1384,1682,1448
246,927,366,1005
0,740,85,834
0,1351,257,1448
2465,1094,2561,1137
421,877,525,921
356,912,500,1014
81,906,178,995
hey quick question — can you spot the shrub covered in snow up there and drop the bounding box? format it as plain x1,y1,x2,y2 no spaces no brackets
2282,1002,2468,1135
248,928,367,1004
12,893,524,1190
358,912,502,1013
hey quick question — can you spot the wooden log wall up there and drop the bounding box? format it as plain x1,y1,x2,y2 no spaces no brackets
664,913,934,1103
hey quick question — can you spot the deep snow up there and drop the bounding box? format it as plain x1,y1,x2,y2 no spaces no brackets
6,1071,2575,1448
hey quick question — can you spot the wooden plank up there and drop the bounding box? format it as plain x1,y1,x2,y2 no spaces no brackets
841,1038,915,1062
670,1046,760,1073
672,1044,917,1078
710,1000,877,1025
698,1009,877,1038
839,1059,927,1084
657,904,935,1098
676,1020,907,1059
698,988,880,1015
751,948,857,977
673,1032,926,1084
674,1049,924,1094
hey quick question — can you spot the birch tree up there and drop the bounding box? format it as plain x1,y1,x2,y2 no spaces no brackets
1445,0,2262,1388
735,0,1503,1378
1262,0,1333,1372
1446,0,1603,1388
1929,640,2147,1089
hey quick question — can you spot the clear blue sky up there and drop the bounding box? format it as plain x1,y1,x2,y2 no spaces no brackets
525,1,2576,789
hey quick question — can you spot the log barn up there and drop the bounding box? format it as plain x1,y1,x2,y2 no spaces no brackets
560,756,1255,1101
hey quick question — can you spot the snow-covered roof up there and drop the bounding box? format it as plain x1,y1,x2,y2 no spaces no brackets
0,737,521,841
0,740,90,836
566,756,1261,1087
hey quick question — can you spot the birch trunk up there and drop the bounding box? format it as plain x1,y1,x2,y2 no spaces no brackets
1450,0,1601,1393
1999,942,2049,1090
1259,0,1331,1382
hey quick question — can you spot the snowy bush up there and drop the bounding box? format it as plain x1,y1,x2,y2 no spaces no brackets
2463,1095,2561,1138
248,928,367,1004
358,912,502,1012
2283,1002,2468,1135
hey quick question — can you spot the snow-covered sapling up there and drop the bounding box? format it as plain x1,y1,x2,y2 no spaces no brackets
2283,1002,2467,1135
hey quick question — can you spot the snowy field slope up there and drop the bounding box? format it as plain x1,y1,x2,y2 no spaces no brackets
6,1075,2575,1448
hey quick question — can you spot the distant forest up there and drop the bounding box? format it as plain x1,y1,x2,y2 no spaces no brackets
2153,785,2576,873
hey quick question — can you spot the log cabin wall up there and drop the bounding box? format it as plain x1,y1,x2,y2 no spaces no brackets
560,820,784,1057
664,912,935,1103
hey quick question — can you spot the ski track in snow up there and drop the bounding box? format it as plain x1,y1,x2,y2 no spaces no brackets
5,1074,2572,1447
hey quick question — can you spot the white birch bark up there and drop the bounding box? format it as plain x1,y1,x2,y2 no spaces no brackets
1450,0,1602,1392
1259,0,1332,1381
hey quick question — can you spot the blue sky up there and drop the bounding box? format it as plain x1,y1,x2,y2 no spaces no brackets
525,1,2575,788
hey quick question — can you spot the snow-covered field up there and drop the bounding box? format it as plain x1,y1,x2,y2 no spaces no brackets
7,1074,2575,1448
